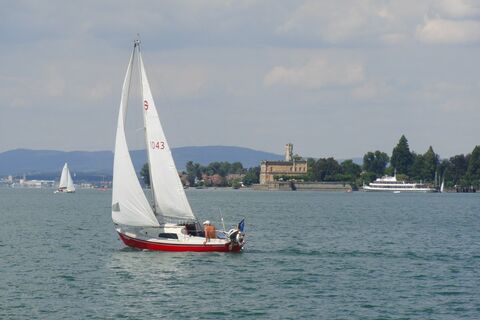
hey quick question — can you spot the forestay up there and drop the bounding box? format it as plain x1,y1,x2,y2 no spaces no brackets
112,46,160,227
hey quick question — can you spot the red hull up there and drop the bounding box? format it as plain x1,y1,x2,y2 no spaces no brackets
118,232,242,252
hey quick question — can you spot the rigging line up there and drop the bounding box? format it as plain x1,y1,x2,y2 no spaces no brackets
138,46,157,214
219,208,226,232
125,43,135,121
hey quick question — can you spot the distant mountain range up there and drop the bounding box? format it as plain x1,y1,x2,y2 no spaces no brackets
0,146,284,176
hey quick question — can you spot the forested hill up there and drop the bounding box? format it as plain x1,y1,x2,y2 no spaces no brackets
0,146,284,175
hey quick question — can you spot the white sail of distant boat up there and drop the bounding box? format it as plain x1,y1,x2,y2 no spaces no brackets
440,177,445,193
111,40,245,252
55,163,75,193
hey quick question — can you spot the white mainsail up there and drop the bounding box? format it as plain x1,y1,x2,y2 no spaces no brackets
59,163,69,189
112,44,160,227
139,51,195,223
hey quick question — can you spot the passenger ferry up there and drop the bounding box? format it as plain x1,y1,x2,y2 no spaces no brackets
363,174,436,193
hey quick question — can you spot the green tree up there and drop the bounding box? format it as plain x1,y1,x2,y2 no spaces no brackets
361,171,377,184
421,146,439,182
140,163,150,187
231,162,244,174
325,158,343,181
243,166,260,185
231,179,242,189
307,159,326,181
363,151,389,176
391,135,413,175
312,158,342,181
438,158,450,180
309,158,322,181
206,161,236,177
186,161,202,186
305,158,316,181
408,152,424,181
449,154,468,185
341,160,361,181
292,154,303,161
467,145,480,187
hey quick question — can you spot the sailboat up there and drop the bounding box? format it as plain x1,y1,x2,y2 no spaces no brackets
111,40,245,252
54,163,76,193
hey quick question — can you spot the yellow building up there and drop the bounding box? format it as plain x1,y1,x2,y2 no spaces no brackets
259,143,307,185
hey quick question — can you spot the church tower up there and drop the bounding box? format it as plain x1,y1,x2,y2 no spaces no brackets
285,143,293,162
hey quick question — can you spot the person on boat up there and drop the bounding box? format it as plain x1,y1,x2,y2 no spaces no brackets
203,220,216,245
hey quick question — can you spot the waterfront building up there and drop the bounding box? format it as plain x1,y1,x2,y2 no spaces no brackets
259,143,307,185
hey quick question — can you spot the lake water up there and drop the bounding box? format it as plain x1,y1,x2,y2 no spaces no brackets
0,188,479,319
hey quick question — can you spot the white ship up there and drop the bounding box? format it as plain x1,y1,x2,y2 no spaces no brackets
363,173,436,193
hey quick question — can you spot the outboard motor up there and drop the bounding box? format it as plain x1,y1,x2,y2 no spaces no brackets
226,219,245,251
227,228,245,246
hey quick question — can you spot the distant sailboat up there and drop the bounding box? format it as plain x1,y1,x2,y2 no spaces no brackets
55,163,75,193
440,177,445,193
111,40,245,252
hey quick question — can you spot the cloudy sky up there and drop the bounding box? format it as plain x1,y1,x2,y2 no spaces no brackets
1,0,479,159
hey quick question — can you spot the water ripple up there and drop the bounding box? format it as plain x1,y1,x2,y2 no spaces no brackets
0,189,479,319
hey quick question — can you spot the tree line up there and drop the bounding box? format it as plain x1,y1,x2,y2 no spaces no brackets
304,135,480,189
184,161,260,187
140,135,480,189
141,161,260,187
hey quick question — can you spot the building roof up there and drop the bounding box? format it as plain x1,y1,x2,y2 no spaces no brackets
261,160,307,165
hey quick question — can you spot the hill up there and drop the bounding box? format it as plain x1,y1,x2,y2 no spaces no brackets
0,146,284,176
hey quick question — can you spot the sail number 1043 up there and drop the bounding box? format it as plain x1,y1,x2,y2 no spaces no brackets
150,141,165,150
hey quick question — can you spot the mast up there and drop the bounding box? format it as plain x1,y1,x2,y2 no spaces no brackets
136,40,157,213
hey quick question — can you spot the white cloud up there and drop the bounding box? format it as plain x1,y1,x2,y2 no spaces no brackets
351,81,388,100
276,0,428,45
416,81,479,112
381,33,409,44
264,57,364,89
435,0,480,18
277,0,480,46
1,1,480,157
150,63,209,100
277,1,375,43
416,18,480,44
44,66,66,97
86,82,113,101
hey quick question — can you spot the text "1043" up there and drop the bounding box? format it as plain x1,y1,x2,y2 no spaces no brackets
150,141,165,149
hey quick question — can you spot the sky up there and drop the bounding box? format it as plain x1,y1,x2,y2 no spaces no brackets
0,0,479,159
